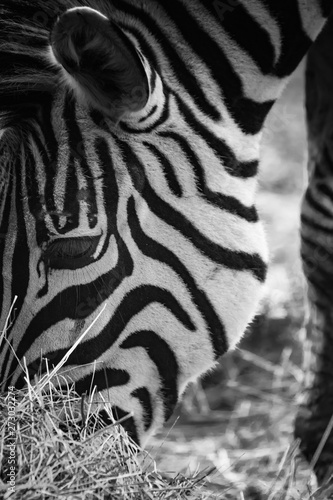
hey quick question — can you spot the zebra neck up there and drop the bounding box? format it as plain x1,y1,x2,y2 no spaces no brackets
154,0,331,136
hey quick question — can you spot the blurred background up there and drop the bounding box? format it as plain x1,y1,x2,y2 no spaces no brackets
147,60,312,496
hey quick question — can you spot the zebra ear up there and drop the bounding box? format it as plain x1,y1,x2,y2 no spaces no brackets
50,7,149,122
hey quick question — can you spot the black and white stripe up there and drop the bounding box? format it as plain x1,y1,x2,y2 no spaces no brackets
0,0,332,445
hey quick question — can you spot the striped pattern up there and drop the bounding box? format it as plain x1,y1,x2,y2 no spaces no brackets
294,16,333,482
0,0,332,446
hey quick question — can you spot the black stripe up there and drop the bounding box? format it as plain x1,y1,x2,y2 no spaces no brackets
25,97,58,240
0,160,12,320
10,135,134,377
112,0,221,120
150,67,157,93
317,182,333,202
301,213,333,235
26,133,50,248
10,245,134,378
74,368,129,395
143,142,183,197
158,0,273,134
94,137,125,261
131,386,153,431
127,196,228,357
206,1,275,74
58,286,195,366
121,141,267,282
121,330,179,420
0,155,30,384
31,96,58,231
305,187,333,218
61,94,96,232
266,1,313,77
15,364,130,393
115,23,159,75
159,131,258,221
139,104,157,123
120,92,170,133
89,109,110,133
10,153,30,328
176,96,259,178
0,171,13,385
14,285,196,377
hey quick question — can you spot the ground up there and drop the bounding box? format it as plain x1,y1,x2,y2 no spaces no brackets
148,60,317,499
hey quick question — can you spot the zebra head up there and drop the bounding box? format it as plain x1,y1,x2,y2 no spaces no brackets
0,2,268,444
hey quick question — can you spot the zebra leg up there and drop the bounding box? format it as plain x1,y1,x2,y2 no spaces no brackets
294,17,333,483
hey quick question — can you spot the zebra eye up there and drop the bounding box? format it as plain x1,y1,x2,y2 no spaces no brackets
43,235,100,270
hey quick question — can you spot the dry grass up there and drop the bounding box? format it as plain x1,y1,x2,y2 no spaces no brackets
0,305,220,500
1,336,333,500
0,377,221,500
150,339,333,500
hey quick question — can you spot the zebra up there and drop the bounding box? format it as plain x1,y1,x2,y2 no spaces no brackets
0,0,333,481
